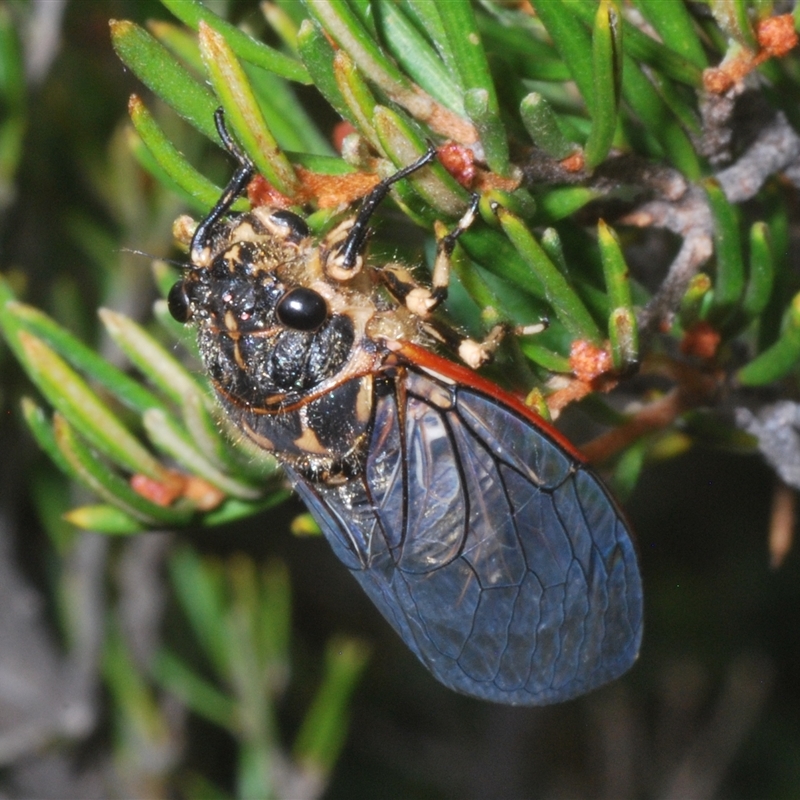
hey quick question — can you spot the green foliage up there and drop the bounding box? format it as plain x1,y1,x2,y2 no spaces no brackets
3,0,800,795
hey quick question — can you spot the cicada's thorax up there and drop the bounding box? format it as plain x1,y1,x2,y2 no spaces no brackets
176,206,419,482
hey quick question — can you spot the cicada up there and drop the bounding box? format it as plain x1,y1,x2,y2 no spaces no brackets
167,111,643,705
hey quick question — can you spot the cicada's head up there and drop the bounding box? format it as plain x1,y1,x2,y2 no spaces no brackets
167,208,358,411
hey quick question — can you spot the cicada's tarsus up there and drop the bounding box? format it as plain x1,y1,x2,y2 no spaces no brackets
167,110,643,705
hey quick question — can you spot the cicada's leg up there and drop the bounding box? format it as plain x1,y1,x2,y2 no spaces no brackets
379,193,479,317
413,314,502,368
324,146,438,279
421,317,548,370
379,195,501,369
427,193,481,311
381,195,547,369
190,108,255,267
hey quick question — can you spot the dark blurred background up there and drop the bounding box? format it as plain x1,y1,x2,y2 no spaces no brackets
0,2,798,798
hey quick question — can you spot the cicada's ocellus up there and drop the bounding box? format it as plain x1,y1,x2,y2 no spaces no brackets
167,111,643,705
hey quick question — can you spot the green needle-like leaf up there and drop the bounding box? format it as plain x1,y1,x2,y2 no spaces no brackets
738,292,800,385
679,273,713,330
3,299,167,417
128,95,246,213
153,649,237,730
597,220,633,312
169,547,230,679
621,54,701,178
645,68,702,138
479,188,536,221
63,504,147,535
403,0,457,75
245,62,334,155
303,0,411,94
199,21,299,196
334,50,382,151
110,19,220,144
16,331,167,482
704,178,745,325
520,93,578,160
102,624,171,745
375,0,464,115
261,2,302,54
519,341,573,373
437,1,509,173
0,18,24,185
561,0,703,86
126,127,205,212
608,307,639,373
585,1,622,170
477,12,572,82
636,0,708,69
531,1,594,109
293,637,371,774
599,219,638,371
463,88,510,175
20,397,79,482
179,388,250,477
373,106,469,216
201,492,291,528
538,226,567,265
611,436,648,501
148,19,205,73
496,207,602,342
297,20,353,125
348,0,379,37
303,0,476,145
535,187,602,223
742,221,775,321
256,560,292,675
99,308,209,411
142,409,262,501
459,227,546,302
160,0,310,82
52,414,192,526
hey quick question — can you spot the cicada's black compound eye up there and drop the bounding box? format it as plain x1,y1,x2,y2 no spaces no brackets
269,209,310,243
275,287,328,331
167,280,192,323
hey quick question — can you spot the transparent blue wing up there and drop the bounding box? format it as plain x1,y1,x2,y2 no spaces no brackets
286,367,643,705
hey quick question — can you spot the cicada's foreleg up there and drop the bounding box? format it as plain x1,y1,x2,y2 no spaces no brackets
324,145,438,280
190,108,255,267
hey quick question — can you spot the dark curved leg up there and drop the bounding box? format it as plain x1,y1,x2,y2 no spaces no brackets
335,145,438,271
190,109,255,264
